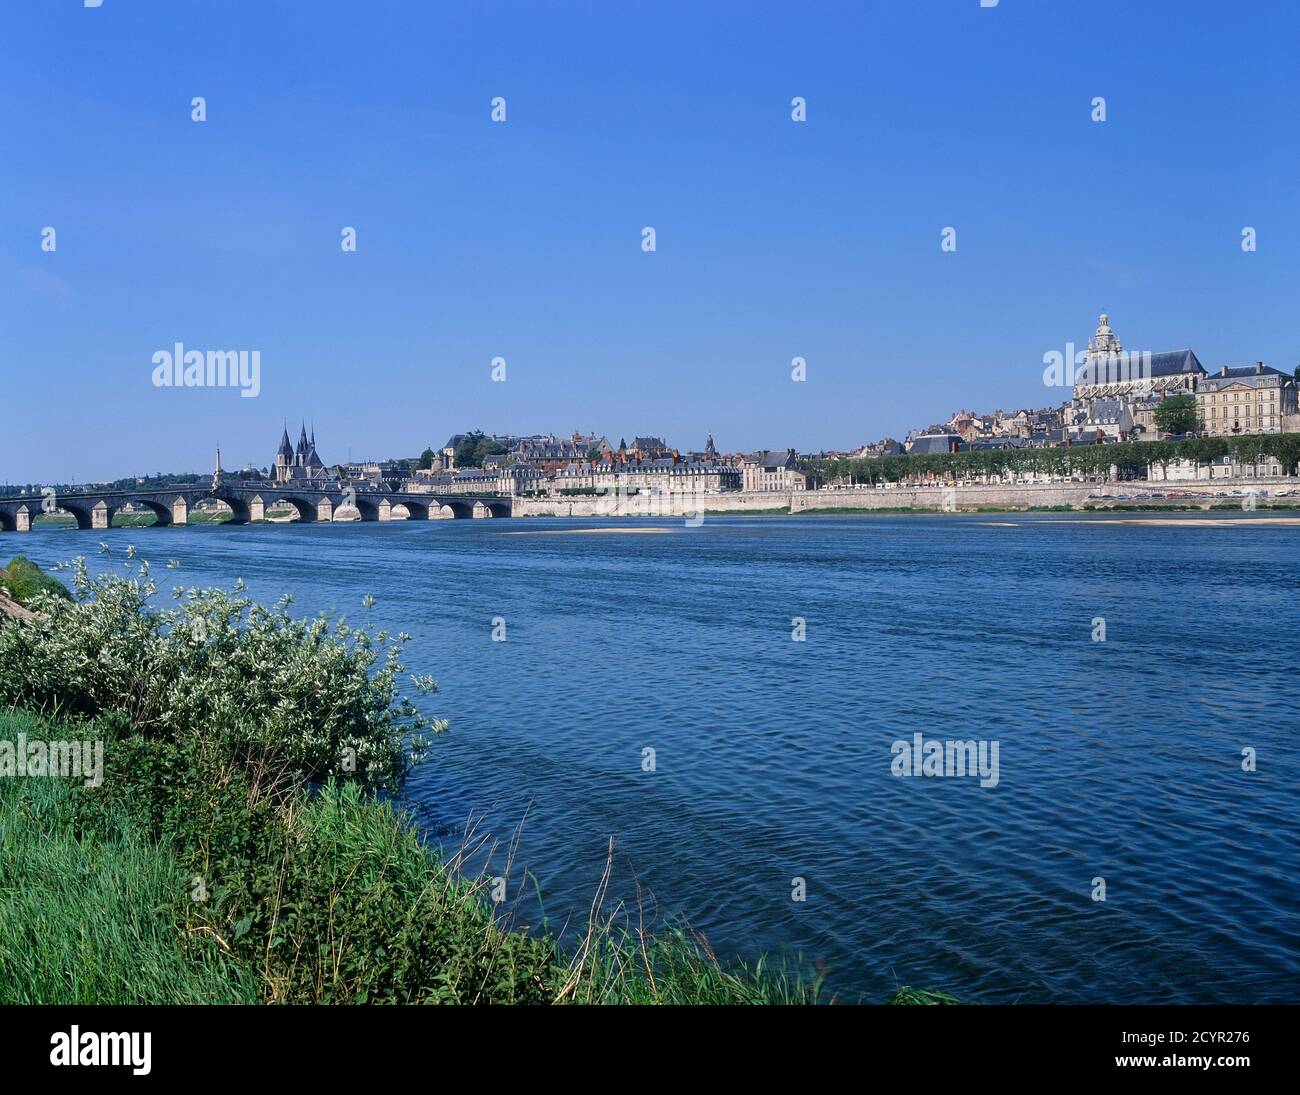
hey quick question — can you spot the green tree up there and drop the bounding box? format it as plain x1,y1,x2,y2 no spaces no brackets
475,438,507,464
417,448,437,470
453,431,509,468
1154,394,1201,436
454,431,486,468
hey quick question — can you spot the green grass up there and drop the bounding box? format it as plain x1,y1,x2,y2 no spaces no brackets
797,506,937,515
793,505,1040,515
0,713,259,1004
1083,503,1204,511
1,557,71,604
30,514,156,528
30,511,235,528
704,507,791,515
0,708,823,1004
888,986,963,1005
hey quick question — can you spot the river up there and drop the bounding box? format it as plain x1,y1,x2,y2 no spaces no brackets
14,513,1300,1003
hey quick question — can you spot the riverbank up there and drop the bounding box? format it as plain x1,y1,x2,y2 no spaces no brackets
12,477,1299,533
510,477,1300,519
0,558,947,1005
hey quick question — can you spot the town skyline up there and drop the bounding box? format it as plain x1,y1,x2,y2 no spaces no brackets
9,304,1298,491
5,1,1299,484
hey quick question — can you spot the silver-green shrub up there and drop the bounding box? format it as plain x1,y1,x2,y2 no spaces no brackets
0,557,442,793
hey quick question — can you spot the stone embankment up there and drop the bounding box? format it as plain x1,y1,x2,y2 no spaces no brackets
511,478,1300,518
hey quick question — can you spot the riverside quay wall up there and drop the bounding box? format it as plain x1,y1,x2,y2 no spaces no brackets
512,479,1299,518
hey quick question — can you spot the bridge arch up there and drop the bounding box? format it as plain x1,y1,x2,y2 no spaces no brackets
395,499,429,520
211,493,252,524
437,499,474,519
57,499,101,530
268,496,317,523
350,496,382,521
127,498,175,527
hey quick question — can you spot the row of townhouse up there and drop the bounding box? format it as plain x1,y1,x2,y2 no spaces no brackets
404,435,807,496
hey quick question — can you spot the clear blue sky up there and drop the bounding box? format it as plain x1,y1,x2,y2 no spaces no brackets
3,0,1298,483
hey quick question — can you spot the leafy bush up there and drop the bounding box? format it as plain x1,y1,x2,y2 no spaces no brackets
0,558,439,793
61,713,561,1003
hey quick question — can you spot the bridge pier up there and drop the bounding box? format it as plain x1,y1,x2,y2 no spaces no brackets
0,487,510,532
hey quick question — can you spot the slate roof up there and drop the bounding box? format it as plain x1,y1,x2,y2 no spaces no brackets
1079,349,1205,384
1198,363,1291,391
908,434,959,455
1085,398,1130,424
1146,349,1205,378
963,437,1028,451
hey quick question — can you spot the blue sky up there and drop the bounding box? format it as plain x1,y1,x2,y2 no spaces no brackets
2,0,1298,483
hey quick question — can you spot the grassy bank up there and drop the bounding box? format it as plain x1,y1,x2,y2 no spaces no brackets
704,507,791,515
0,712,261,1004
0,556,890,1004
792,504,1079,516
32,510,234,529
1,556,73,605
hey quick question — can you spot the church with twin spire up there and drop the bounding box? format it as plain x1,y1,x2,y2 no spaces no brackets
274,423,329,483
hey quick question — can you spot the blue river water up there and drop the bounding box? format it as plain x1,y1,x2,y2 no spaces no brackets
16,513,1300,1003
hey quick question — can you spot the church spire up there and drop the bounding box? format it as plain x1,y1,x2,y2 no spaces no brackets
1087,311,1122,359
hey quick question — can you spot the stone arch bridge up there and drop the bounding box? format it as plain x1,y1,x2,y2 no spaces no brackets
0,484,512,532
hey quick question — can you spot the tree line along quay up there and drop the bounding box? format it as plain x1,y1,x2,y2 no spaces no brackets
805,432,1300,489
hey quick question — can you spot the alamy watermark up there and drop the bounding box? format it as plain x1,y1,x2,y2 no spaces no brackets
151,343,261,397
1042,346,1153,390
593,478,705,526
0,732,104,788
50,1026,151,1076
891,733,999,788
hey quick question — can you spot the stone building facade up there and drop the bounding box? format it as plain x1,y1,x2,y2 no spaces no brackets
1196,363,1298,436
741,449,807,491
554,460,740,494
